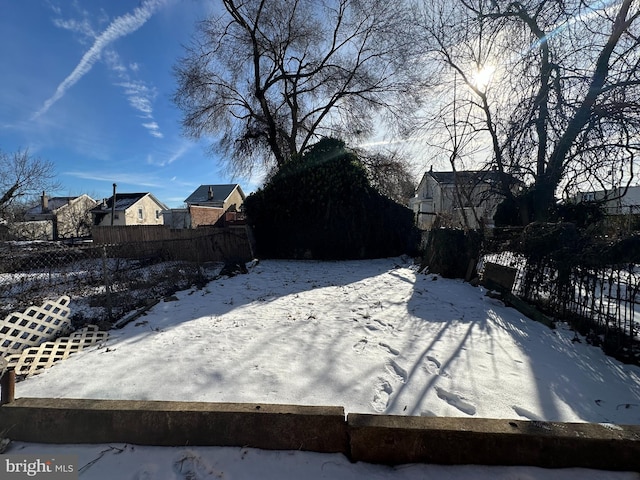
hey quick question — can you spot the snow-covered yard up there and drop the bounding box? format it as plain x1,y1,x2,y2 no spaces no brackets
4,257,640,479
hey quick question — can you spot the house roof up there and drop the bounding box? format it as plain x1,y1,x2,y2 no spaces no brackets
27,197,78,215
91,193,168,213
184,184,245,205
426,170,521,188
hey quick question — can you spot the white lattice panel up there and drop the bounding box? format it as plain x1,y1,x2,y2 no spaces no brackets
0,296,72,356
5,325,108,377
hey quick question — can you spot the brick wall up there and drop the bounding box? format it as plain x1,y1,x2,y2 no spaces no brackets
190,205,225,227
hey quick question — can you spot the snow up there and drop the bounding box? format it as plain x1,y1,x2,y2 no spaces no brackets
5,443,637,480
4,257,640,478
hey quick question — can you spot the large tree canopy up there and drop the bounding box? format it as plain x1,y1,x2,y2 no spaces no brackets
416,0,640,223
174,0,416,176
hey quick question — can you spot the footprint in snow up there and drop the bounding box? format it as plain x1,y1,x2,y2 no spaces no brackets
134,468,156,480
512,405,543,421
423,355,449,377
385,359,408,383
435,386,476,416
377,342,399,356
173,450,221,480
372,378,393,413
420,410,437,417
426,355,441,368
353,338,368,353
374,319,387,328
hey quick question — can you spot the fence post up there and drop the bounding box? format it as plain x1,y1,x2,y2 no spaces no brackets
102,246,113,323
0,368,15,405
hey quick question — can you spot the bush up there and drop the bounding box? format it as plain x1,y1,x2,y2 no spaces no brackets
244,138,419,259
550,202,604,228
520,222,579,261
422,228,482,279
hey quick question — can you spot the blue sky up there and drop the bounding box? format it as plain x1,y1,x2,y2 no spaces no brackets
0,0,260,208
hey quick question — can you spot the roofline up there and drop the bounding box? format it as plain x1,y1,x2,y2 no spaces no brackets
91,192,168,212
184,184,246,204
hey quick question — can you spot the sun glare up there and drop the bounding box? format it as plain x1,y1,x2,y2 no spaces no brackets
472,65,496,89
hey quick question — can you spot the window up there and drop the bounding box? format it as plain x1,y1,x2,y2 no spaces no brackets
156,210,161,219
114,213,119,220
582,193,595,202
138,208,143,220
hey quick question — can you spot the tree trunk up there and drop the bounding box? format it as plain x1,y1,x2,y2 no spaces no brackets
531,179,557,222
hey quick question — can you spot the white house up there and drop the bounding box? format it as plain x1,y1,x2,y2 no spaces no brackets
91,193,168,227
13,193,97,240
577,186,640,215
409,169,520,230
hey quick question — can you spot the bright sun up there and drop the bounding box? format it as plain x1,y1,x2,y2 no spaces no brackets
472,65,496,89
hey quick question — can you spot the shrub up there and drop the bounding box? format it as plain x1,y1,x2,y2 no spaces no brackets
244,138,419,259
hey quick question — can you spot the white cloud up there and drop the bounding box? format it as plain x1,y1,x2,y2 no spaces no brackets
103,47,164,138
33,0,166,120
142,122,164,138
167,144,191,164
65,170,162,188
103,49,164,138
52,17,96,39
146,143,192,167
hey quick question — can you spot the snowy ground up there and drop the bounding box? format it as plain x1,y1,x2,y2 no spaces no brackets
4,257,640,479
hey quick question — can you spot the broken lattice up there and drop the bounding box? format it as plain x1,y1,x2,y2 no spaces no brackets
5,325,109,377
0,296,72,356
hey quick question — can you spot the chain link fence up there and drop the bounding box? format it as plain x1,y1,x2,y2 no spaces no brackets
0,240,224,328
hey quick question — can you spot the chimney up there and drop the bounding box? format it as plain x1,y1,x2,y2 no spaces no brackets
41,191,48,212
208,186,214,200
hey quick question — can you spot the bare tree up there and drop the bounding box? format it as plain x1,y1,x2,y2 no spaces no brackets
56,195,98,240
357,149,416,205
0,149,60,217
174,0,417,176
415,0,640,223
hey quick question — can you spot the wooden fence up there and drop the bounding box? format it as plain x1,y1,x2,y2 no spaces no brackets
92,225,255,263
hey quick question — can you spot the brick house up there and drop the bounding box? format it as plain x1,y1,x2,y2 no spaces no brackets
163,184,245,229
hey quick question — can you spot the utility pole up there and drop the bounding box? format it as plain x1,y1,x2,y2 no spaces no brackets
111,183,117,226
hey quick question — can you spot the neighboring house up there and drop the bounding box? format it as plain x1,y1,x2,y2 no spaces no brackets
91,192,168,227
162,208,191,229
164,184,246,229
13,192,97,240
409,169,521,230
576,186,640,215
0,218,8,241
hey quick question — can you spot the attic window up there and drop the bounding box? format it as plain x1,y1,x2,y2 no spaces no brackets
138,208,144,220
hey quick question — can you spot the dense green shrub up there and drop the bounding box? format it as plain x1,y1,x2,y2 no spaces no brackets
244,138,419,259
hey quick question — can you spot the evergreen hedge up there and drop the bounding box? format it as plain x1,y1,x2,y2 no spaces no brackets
244,138,419,259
